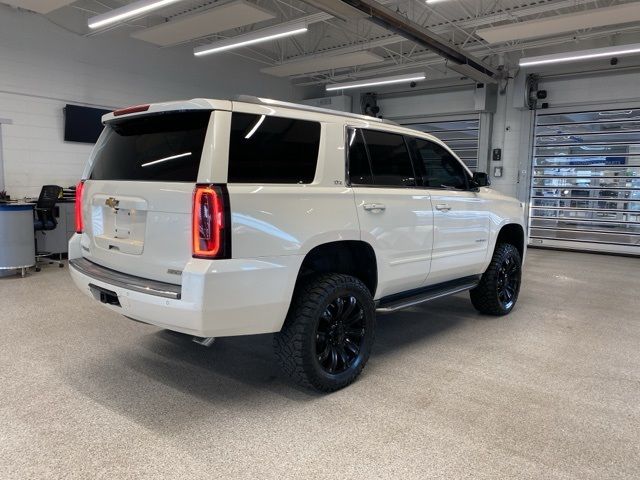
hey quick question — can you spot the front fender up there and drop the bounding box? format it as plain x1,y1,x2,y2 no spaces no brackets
483,193,526,267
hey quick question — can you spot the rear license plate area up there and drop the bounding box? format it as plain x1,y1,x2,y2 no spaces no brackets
89,283,121,307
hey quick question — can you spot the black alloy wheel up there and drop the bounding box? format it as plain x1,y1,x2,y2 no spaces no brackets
315,295,366,375
496,255,520,310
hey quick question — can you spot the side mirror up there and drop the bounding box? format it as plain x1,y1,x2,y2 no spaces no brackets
472,171,491,187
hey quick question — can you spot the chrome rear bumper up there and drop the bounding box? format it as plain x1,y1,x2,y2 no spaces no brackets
69,257,182,300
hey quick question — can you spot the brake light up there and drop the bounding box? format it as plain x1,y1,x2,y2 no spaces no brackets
113,104,150,116
192,184,229,259
75,180,85,234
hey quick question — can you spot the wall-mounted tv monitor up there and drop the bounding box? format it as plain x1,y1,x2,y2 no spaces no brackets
64,104,111,143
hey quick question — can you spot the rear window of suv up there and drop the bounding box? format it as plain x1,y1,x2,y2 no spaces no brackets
228,113,320,184
89,111,211,182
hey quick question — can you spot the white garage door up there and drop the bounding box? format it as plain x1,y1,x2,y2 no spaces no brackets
403,116,480,171
529,107,640,255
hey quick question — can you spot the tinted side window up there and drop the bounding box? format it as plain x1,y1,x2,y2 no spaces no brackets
362,130,415,187
411,138,468,189
89,111,210,182
347,129,373,185
228,113,320,184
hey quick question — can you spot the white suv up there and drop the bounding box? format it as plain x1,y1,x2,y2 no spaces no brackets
69,96,526,391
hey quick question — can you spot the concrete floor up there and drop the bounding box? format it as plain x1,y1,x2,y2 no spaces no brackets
1,249,639,479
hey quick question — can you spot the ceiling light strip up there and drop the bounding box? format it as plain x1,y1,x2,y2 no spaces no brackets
88,0,184,29
519,43,640,67
325,73,426,91
194,23,308,57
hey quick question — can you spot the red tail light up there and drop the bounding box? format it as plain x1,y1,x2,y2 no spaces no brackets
75,180,85,234
192,184,229,259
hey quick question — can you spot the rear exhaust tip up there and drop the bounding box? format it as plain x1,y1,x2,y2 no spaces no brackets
192,336,215,347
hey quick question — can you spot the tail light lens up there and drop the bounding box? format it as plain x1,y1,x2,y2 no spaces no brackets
75,180,85,233
113,104,150,116
192,184,229,259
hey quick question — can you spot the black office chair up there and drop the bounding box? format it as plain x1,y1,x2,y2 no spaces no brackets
33,185,64,271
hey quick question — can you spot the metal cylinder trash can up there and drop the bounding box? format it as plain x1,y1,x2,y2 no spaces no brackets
0,204,36,277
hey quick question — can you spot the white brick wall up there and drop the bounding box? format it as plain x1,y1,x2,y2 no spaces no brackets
0,6,303,198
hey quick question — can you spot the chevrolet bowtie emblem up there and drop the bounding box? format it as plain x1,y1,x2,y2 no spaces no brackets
105,197,119,209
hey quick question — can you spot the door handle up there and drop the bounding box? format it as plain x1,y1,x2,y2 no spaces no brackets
363,203,386,212
435,203,451,212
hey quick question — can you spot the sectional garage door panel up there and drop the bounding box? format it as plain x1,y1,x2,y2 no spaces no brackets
530,107,640,254
536,109,640,124
403,117,480,170
536,121,640,136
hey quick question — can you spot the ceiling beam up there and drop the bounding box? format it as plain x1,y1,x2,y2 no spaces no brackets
334,0,498,83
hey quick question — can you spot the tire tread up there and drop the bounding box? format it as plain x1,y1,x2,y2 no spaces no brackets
273,273,374,392
470,243,521,316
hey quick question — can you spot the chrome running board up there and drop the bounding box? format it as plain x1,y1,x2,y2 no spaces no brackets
376,276,480,313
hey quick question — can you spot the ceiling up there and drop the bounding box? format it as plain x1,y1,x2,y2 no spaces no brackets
3,0,640,88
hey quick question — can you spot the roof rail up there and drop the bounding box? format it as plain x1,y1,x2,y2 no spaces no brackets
233,95,397,125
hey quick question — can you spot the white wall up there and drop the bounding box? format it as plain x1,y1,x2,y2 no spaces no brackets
538,69,640,109
488,77,534,199
0,6,302,197
377,86,477,120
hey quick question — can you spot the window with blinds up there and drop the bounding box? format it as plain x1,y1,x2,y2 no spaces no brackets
403,117,480,171
530,108,640,254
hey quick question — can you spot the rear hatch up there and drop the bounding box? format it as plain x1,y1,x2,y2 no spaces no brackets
80,110,212,285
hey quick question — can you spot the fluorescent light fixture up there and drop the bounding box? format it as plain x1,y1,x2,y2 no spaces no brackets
325,73,426,91
519,43,640,67
141,152,191,168
425,0,449,3
245,115,266,139
88,0,183,30
194,23,307,57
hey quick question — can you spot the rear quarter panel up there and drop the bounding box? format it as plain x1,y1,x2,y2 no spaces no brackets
222,115,361,260
227,185,360,258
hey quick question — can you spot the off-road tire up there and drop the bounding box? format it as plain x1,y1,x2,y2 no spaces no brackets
273,273,375,392
470,243,522,316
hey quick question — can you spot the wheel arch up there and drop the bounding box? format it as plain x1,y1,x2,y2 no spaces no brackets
294,240,378,297
495,223,525,259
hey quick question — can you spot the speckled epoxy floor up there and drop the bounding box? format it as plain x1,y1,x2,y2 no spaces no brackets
1,249,639,479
